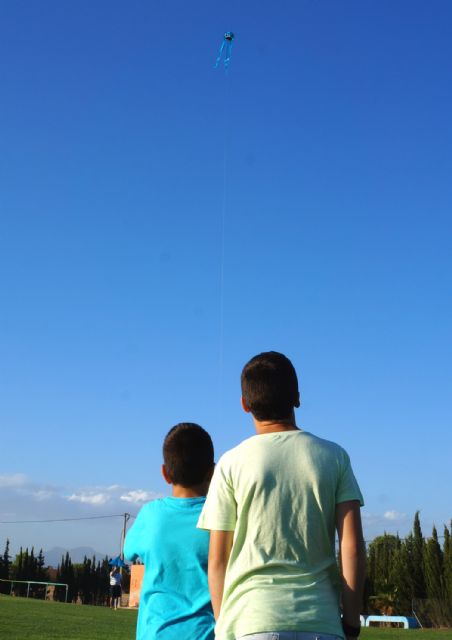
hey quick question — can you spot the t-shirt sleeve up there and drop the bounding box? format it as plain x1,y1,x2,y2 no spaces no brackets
336,450,364,506
197,455,237,531
123,503,149,561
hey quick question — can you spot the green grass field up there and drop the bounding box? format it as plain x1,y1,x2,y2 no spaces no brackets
1,595,451,640
0,595,137,640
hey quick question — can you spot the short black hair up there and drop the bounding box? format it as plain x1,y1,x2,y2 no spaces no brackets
163,423,214,487
241,351,299,421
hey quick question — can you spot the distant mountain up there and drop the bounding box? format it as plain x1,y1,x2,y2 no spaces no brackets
44,546,109,568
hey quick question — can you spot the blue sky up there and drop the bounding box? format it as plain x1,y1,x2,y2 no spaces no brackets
1,1,451,558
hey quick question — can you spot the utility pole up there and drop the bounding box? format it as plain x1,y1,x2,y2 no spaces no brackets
121,512,131,560
119,512,131,581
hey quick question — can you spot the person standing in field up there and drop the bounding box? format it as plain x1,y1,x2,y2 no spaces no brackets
198,351,366,640
124,423,215,640
109,566,122,609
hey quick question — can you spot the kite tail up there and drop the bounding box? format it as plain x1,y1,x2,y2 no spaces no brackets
214,40,226,69
223,41,233,69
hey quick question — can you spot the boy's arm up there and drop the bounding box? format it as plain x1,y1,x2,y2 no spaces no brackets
336,500,366,639
123,533,138,563
123,507,147,562
208,530,234,620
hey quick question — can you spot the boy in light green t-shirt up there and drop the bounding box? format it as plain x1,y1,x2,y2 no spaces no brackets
198,351,366,640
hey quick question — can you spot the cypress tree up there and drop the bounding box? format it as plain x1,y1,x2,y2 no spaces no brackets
90,555,98,604
37,549,47,580
11,547,27,595
100,556,110,605
367,533,399,596
57,552,76,602
442,523,452,601
56,555,64,601
29,547,36,580
391,537,414,614
424,526,443,601
21,547,29,580
366,533,400,615
0,539,10,579
90,555,97,603
79,556,92,604
412,511,426,598
95,558,110,605
13,547,24,580
0,539,9,593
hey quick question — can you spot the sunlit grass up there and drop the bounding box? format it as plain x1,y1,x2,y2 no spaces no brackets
0,595,450,640
0,594,137,640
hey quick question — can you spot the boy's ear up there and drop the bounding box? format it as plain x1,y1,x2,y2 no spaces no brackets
295,391,301,408
241,396,251,413
161,464,172,485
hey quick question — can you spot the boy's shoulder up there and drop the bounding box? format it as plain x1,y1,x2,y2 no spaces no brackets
138,496,206,516
287,431,351,465
141,497,165,510
301,431,349,456
218,430,349,467
217,434,259,464
135,497,168,520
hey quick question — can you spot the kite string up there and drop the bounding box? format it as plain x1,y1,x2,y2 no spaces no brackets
218,73,229,401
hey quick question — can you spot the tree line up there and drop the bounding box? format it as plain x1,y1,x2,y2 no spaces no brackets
0,540,46,585
1,511,451,625
0,541,129,604
365,511,452,626
55,552,130,604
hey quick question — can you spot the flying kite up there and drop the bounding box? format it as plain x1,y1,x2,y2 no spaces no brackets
215,32,235,70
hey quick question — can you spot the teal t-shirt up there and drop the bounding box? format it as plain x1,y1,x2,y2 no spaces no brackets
124,496,215,640
198,430,364,640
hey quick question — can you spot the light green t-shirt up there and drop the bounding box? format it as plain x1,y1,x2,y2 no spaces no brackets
197,429,364,640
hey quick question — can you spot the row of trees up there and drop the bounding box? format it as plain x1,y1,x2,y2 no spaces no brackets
0,541,129,604
365,511,452,626
0,543,50,598
1,512,451,624
55,552,130,604
0,541,46,583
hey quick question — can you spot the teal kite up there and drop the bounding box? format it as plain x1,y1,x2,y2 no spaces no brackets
215,32,235,70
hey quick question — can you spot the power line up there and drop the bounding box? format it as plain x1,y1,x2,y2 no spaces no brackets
0,516,446,543
0,514,135,524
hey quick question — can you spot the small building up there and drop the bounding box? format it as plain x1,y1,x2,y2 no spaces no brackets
129,564,145,608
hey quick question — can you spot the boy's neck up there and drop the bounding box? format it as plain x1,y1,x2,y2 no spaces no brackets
171,482,208,498
253,412,299,435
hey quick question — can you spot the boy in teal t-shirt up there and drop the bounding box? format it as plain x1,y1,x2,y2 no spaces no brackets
124,423,215,640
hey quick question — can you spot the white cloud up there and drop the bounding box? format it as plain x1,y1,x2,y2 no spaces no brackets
0,476,162,557
120,490,155,504
384,510,407,522
360,508,411,541
66,485,161,507
0,473,28,488
1,474,161,523
68,492,110,505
